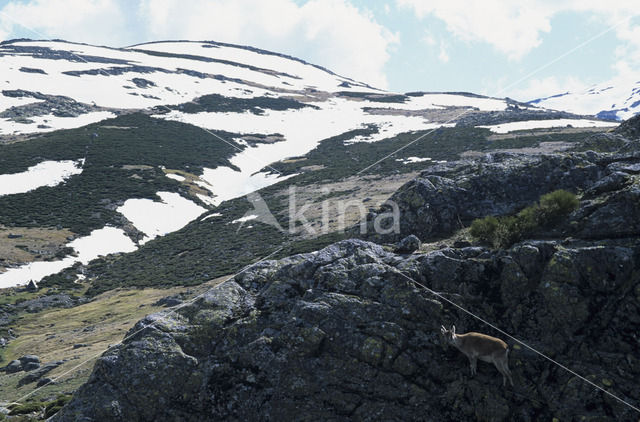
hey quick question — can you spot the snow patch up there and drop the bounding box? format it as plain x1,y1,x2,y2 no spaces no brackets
196,193,218,206
0,160,83,196
166,173,186,182
0,111,116,135
159,98,454,205
0,227,136,288
528,78,640,120
345,121,454,144
200,212,223,222
395,157,432,164
232,214,258,224
393,94,507,111
131,41,379,94
2,39,375,117
69,226,138,262
117,192,206,243
478,119,617,133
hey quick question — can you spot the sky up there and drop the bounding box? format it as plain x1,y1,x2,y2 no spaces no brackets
0,0,638,101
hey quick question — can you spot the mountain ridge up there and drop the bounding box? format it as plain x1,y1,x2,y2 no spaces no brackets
529,78,640,121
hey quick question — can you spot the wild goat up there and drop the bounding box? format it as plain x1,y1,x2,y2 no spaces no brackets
440,325,514,386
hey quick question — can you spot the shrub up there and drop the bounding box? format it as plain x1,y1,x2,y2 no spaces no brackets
8,402,44,415
538,189,579,223
469,190,579,248
494,216,519,248
44,394,72,418
470,216,500,244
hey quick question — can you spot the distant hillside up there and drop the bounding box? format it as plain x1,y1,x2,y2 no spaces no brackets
1,38,618,291
529,78,640,120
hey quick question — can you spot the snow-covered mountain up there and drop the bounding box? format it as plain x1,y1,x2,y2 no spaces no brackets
0,39,381,135
1,39,614,137
0,39,619,289
529,78,640,120
6,38,607,211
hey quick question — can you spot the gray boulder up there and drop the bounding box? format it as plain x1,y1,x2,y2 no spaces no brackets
18,354,40,364
4,359,22,373
0,310,13,326
394,234,421,253
153,294,184,307
22,361,40,371
18,360,63,386
37,377,55,387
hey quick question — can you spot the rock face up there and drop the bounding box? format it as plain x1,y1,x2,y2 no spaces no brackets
0,89,103,120
361,153,602,242
53,239,640,421
361,150,640,243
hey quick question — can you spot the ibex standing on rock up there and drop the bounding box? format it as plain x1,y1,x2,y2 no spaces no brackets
440,325,514,386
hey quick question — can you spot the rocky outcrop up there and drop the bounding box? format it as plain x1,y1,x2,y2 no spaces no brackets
18,359,64,386
0,309,13,326
614,114,640,140
153,293,187,307
0,89,101,119
361,149,640,244
1,354,39,373
4,359,23,373
361,153,603,242
14,293,80,313
455,107,584,127
53,239,640,421
26,280,38,292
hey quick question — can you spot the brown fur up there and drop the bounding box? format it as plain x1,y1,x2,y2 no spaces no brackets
441,325,514,386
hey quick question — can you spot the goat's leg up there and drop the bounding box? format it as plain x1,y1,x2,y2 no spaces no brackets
468,356,477,376
496,360,514,387
504,365,514,387
494,361,506,386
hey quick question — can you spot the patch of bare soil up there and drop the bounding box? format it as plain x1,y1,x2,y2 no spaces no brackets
0,226,75,270
275,172,419,237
